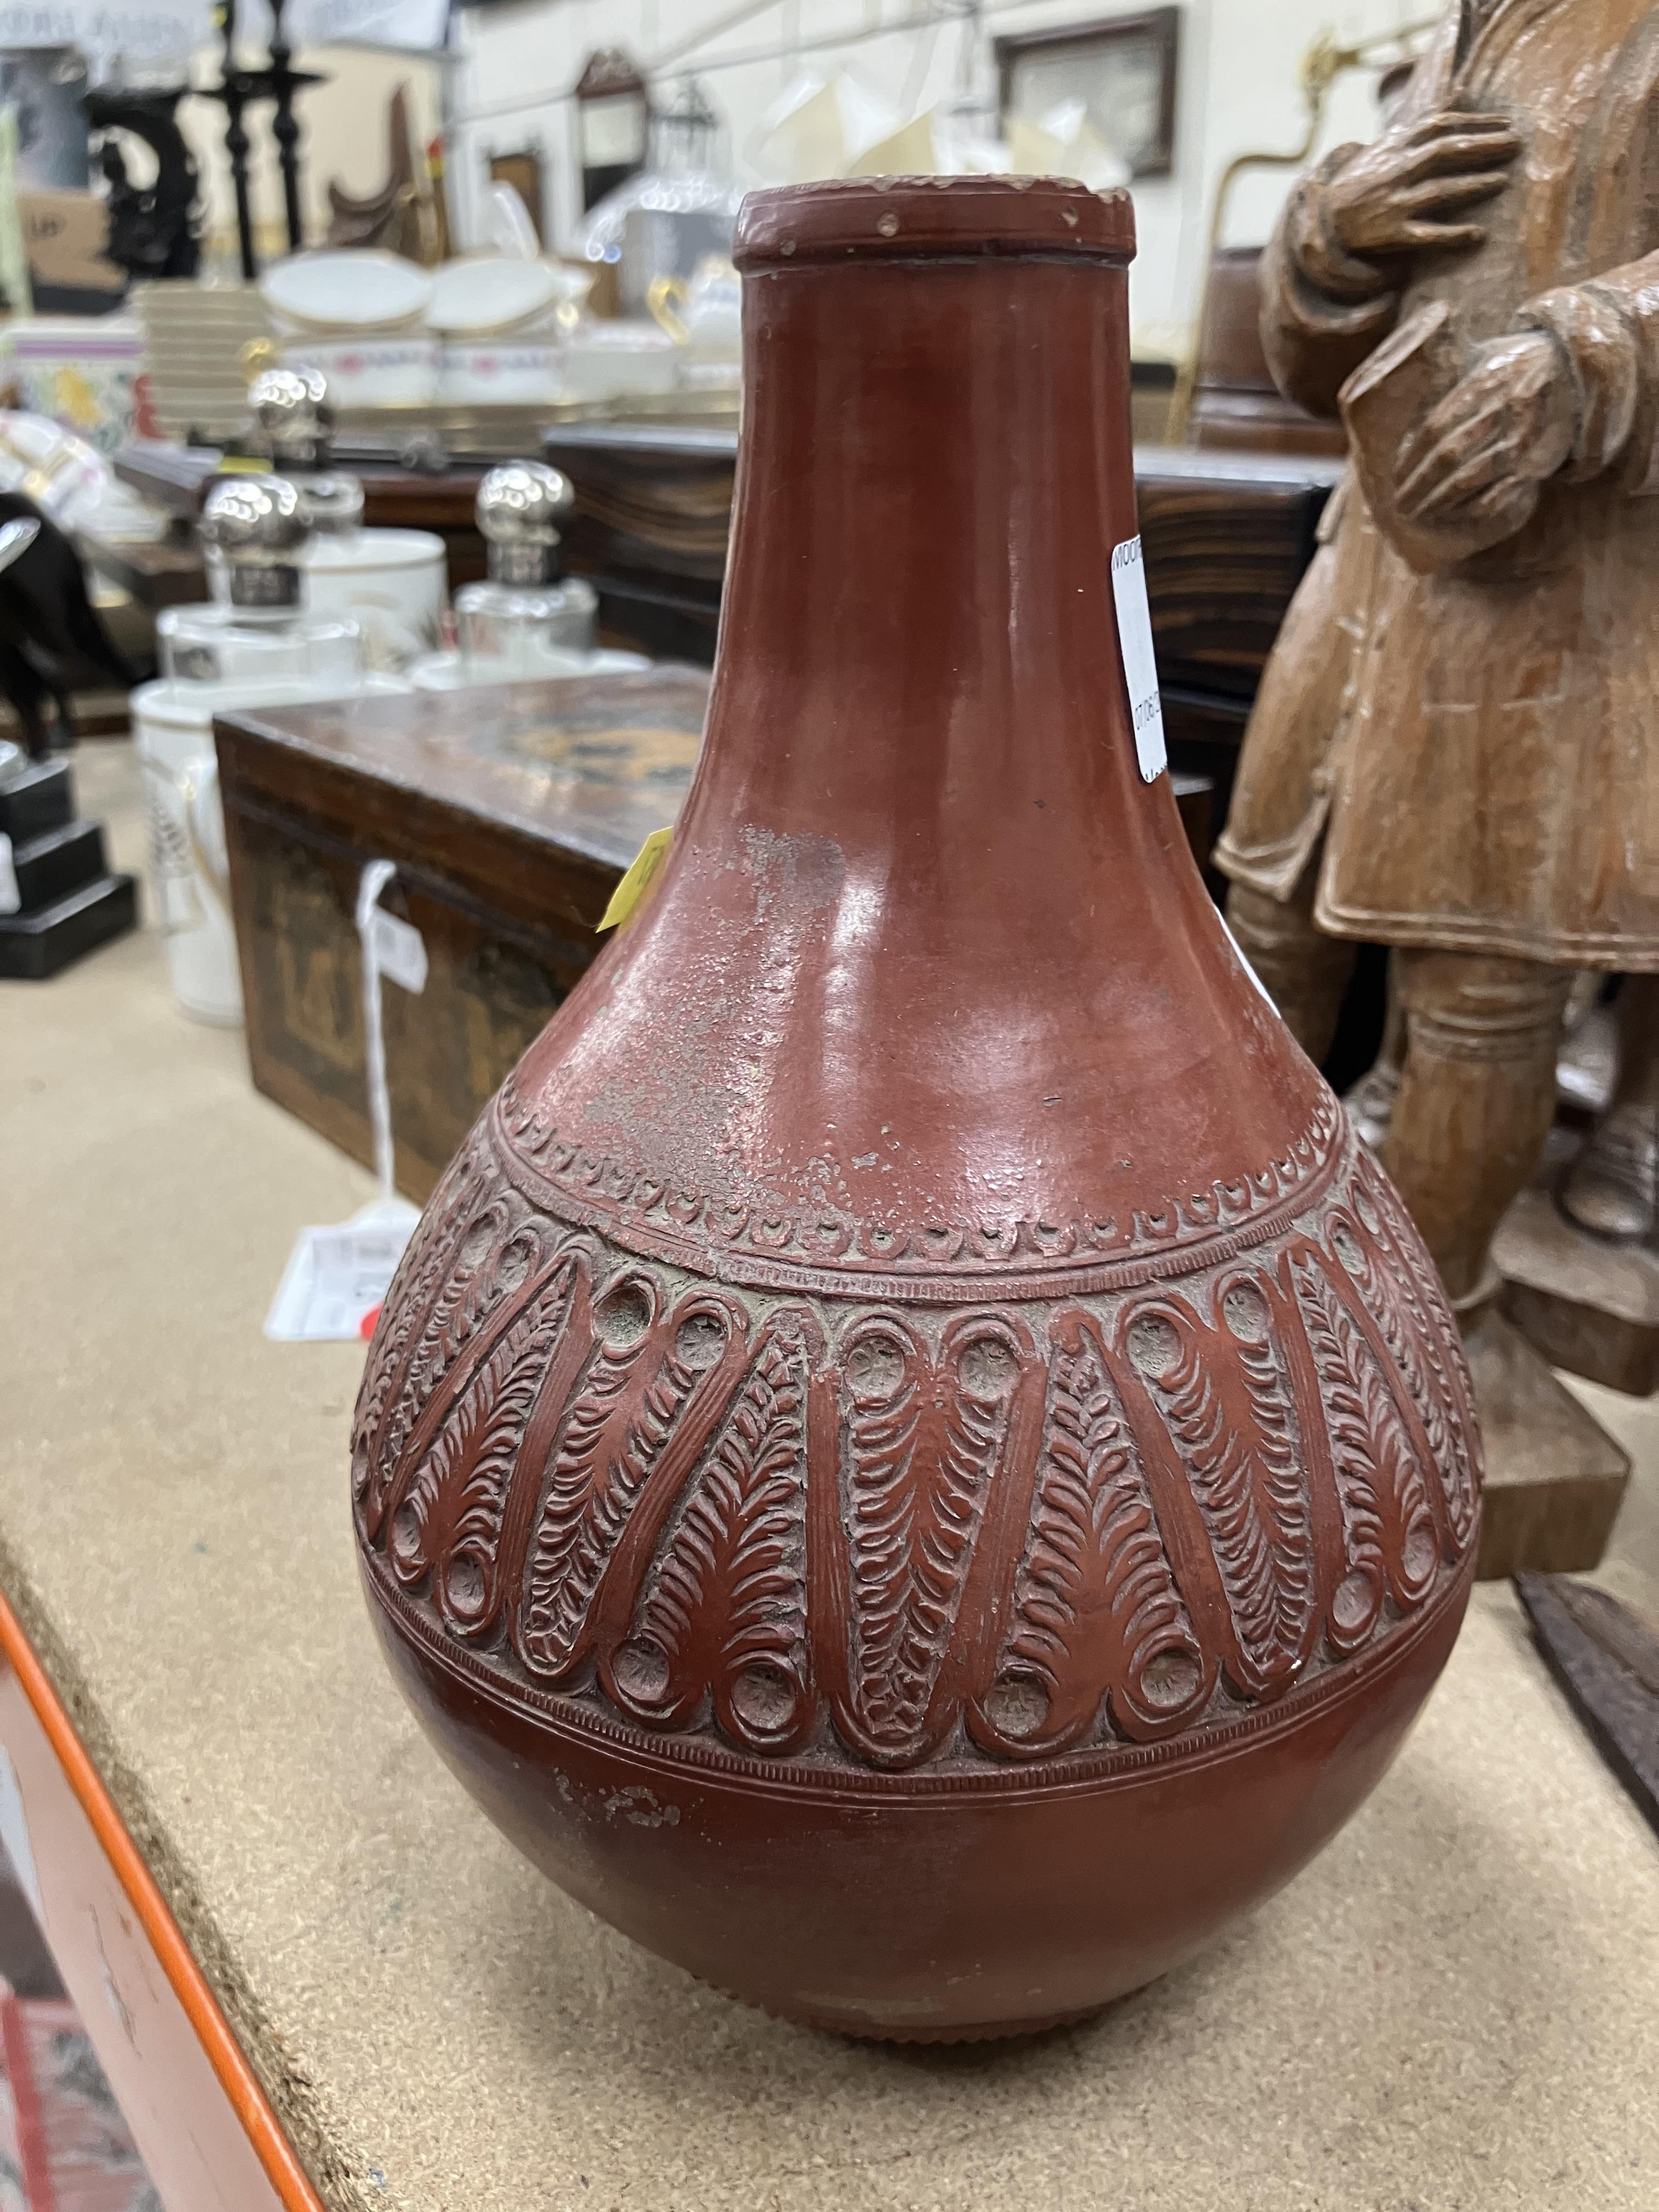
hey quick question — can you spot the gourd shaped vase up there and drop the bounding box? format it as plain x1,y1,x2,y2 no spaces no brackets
353,178,1482,2040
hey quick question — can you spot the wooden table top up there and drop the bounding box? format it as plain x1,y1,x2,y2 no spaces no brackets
217,670,708,890
4,742,1655,2212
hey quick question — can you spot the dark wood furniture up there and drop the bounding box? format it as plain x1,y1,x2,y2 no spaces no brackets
537,426,1340,832
111,440,492,597
215,669,708,1201
105,431,1334,879
104,438,1338,809
73,530,213,613
541,422,732,663
537,427,1340,860
1187,247,1347,458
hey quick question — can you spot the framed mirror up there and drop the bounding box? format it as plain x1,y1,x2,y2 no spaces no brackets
997,8,1181,180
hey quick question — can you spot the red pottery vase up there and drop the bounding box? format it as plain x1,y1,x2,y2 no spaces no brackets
353,177,1482,2041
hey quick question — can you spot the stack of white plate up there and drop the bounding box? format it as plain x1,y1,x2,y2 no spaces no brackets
133,283,272,444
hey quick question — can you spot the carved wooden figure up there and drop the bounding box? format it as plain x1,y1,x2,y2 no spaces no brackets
1217,0,1659,1568
354,179,1483,2040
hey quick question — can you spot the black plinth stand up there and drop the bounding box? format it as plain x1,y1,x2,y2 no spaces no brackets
0,761,138,980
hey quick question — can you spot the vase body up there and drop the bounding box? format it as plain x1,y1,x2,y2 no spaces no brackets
353,178,1482,2040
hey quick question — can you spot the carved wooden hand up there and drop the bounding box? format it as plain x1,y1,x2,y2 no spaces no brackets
1395,330,1576,522
1325,109,1520,262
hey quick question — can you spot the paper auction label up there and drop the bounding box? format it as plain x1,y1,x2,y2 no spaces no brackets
1110,535,1168,783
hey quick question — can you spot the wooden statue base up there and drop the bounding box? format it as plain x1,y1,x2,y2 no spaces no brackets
1466,1310,1631,1579
1495,1185,1659,1398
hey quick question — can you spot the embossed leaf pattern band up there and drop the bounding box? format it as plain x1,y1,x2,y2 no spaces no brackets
352,1112,1481,1776
492,1075,1347,1289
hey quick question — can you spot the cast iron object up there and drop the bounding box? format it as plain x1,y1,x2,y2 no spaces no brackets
85,84,202,283
0,495,135,758
353,177,1483,2041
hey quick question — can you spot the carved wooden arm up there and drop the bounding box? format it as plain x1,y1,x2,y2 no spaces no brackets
1521,251,1659,492
1260,154,1405,420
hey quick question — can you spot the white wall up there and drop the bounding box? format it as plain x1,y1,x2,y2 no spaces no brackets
447,0,1429,351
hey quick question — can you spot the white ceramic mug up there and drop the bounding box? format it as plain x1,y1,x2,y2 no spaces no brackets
133,672,414,1026
132,679,246,1026
303,530,449,672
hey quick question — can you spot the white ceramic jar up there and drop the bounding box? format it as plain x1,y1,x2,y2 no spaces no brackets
303,529,449,672
133,672,410,1026
278,336,440,407
133,676,262,1026
438,340,563,406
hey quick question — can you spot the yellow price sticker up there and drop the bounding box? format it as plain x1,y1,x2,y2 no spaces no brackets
599,827,674,932
216,455,273,475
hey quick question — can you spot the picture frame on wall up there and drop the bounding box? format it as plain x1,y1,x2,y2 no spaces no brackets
996,8,1181,180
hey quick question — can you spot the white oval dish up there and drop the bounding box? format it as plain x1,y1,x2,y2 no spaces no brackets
259,250,435,334
428,255,566,336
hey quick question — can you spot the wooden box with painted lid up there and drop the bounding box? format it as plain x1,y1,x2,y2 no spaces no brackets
213,670,709,1202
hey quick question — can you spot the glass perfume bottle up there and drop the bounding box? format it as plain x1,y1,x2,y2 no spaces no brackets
249,365,366,536
202,369,365,607
453,461,599,681
161,475,364,690
233,366,448,674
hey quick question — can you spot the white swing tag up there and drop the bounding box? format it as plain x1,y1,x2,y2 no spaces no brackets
1110,534,1168,783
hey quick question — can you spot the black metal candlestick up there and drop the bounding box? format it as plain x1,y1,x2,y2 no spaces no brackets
211,0,259,280
265,0,311,253
201,0,324,279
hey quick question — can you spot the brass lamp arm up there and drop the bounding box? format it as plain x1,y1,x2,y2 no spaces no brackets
1168,14,1440,441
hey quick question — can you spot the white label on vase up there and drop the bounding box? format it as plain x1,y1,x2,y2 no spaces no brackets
371,909,428,996
0,835,17,916
1110,534,1167,783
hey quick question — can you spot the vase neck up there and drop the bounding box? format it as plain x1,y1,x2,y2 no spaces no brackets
514,180,1330,1272
681,187,1145,873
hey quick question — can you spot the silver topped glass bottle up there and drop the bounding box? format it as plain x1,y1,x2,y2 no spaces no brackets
161,475,364,690
453,461,599,679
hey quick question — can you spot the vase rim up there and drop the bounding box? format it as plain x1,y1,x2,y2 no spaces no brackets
734,175,1136,271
